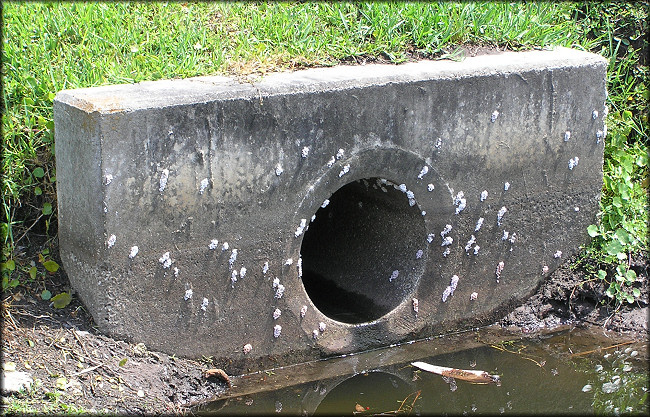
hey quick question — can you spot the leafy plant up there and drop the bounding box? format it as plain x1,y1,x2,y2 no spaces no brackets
1,246,61,295
43,259,60,273
51,292,71,309
1,258,19,291
579,1,648,305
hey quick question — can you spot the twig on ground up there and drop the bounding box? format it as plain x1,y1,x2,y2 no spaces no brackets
69,363,103,377
5,308,19,329
70,328,91,359
14,213,44,246
10,308,52,321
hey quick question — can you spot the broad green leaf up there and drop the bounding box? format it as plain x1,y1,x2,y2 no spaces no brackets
597,270,607,280
603,175,612,192
29,266,37,280
34,186,42,196
43,260,60,273
617,182,630,200
632,288,641,297
36,116,46,129
620,158,634,175
42,203,53,215
625,269,637,283
25,76,38,89
33,167,45,178
1,259,16,272
41,289,52,300
587,224,599,237
611,196,623,208
626,294,634,304
51,292,72,309
605,240,623,256
615,228,631,245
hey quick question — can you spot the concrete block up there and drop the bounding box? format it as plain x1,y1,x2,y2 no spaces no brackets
55,47,607,372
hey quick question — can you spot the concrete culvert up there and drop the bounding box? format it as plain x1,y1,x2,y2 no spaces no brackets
300,178,426,324
54,47,607,372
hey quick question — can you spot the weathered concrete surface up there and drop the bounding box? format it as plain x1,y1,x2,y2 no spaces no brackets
54,47,607,373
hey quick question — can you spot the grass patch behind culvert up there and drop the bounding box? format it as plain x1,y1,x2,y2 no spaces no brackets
1,2,647,302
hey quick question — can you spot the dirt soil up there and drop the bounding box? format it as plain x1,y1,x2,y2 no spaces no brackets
1,239,647,415
501,252,648,337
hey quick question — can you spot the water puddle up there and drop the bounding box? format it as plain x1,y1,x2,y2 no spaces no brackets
194,325,648,415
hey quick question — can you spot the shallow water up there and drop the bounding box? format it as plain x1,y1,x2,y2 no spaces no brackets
195,326,648,415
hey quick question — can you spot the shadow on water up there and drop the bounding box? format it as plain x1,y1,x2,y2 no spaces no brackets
194,326,648,415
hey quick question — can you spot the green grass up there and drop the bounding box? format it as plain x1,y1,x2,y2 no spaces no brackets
574,2,649,304
1,1,648,303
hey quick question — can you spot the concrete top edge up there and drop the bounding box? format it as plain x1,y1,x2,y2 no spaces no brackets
54,47,607,114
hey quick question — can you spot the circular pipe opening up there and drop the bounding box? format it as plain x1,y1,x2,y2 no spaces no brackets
300,178,426,324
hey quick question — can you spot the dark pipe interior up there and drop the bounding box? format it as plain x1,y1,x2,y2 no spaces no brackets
300,178,426,324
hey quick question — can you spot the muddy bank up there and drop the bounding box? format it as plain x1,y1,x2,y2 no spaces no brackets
2,292,229,414
501,253,648,337
2,248,647,414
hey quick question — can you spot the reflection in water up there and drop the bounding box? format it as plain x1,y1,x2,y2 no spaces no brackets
194,327,648,415
314,372,413,415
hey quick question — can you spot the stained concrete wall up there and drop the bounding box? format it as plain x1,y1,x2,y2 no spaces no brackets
54,47,607,373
